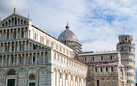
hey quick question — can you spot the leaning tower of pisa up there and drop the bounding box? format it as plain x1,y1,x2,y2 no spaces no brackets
117,35,136,86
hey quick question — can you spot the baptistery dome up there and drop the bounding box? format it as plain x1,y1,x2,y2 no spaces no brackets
58,24,79,43
58,23,82,53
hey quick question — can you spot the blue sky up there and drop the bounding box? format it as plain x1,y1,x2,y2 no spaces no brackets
0,0,137,69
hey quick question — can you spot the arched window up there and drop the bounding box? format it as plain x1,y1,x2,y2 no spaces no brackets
20,44,22,51
95,67,97,72
11,56,14,63
5,45,7,52
9,20,11,25
106,67,108,72
29,74,36,80
6,22,7,26
101,56,103,60
92,57,94,61
12,18,14,25
33,45,36,50
22,43,24,51
21,19,23,24
21,31,24,38
13,31,16,39
100,67,102,72
20,57,22,64
111,67,113,72
24,21,26,24
15,17,17,25
7,69,16,75
110,56,112,60
12,44,14,52
2,23,4,26
33,57,35,63
7,31,9,39
129,47,131,52
18,18,20,25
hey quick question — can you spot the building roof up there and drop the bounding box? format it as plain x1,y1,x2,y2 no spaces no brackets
79,51,118,56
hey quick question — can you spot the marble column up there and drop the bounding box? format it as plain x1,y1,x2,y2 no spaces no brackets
35,53,37,65
31,53,33,65
5,55,7,66
9,55,11,66
17,54,19,65
24,54,26,65
43,52,45,64
2,55,3,66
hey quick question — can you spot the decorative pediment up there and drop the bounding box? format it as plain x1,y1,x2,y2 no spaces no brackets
0,13,31,27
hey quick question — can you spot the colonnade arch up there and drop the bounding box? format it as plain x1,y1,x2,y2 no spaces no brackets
54,68,85,86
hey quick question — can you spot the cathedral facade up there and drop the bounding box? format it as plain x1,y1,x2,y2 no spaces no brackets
0,9,135,86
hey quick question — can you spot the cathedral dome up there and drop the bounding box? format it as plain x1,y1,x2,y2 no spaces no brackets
58,24,79,43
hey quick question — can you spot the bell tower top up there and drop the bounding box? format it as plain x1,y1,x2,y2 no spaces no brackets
118,35,133,44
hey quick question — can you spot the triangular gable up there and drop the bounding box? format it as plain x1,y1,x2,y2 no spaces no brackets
0,13,30,27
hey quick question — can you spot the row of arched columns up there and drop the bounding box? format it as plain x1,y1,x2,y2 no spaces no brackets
0,40,46,53
53,68,86,86
0,27,28,40
0,51,49,67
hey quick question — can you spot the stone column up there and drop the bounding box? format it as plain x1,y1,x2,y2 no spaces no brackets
17,54,19,65
28,54,30,65
39,53,42,64
2,55,3,66
28,42,30,51
57,71,59,86
13,29,15,39
31,43,33,51
54,71,57,86
3,43,5,53
14,42,16,51
2,30,4,40
21,41,23,51
9,42,12,52
24,41,26,51
20,28,22,38
9,29,11,39
43,52,45,64
31,53,33,65
0,31,1,40
24,54,26,65
20,54,23,65
35,53,37,65
5,55,7,66
17,41,19,51
16,28,18,39
13,55,15,66
9,55,11,66
5,30,7,40
0,43,1,53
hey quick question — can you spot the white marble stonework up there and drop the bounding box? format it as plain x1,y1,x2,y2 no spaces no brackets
0,9,135,86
